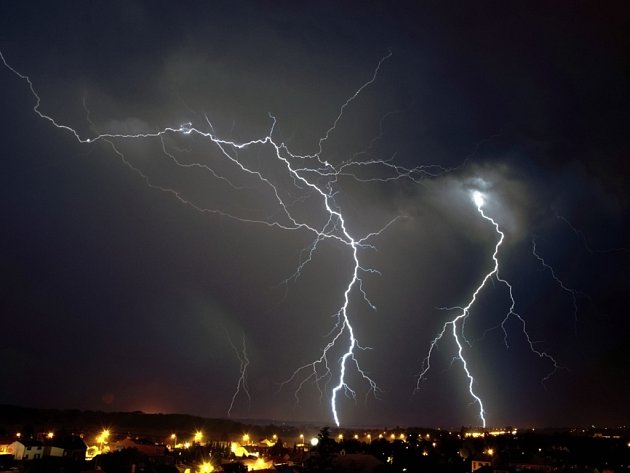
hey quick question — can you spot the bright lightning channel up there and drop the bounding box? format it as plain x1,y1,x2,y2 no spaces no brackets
1,49,409,426
415,190,560,427
472,190,485,208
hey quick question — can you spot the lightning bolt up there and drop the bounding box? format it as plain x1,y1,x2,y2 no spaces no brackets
528,213,628,333
415,190,561,427
556,213,630,255
1,49,406,426
226,332,251,417
531,237,582,333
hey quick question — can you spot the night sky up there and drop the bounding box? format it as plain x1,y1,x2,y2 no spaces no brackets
1,1,628,428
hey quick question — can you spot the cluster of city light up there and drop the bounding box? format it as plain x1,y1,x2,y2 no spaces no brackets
167,432,196,450
464,428,518,438
168,430,206,449
181,462,217,473
2,425,513,470
95,429,110,454
230,441,253,457
199,462,214,473
328,431,411,443
83,429,112,458
95,429,110,444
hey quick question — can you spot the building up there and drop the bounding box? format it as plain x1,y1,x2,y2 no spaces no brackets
45,435,88,461
472,459,492,471
7,439,44,460
110,437,166,457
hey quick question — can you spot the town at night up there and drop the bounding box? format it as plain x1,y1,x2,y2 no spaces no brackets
1,405,630,472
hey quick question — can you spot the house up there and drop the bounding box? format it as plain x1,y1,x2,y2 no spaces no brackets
0,438,13,456
472,459,492,471
45,435,88,461
8,439,44,460
110,437,166,457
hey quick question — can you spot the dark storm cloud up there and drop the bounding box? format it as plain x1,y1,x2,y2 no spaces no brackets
1,1,628,427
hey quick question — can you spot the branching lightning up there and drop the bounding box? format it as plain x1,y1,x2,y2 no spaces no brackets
1,49,408,426
3,47,580,428
528,213,628,333
531,237,582,333
226,332,251,417
556,213,630,255
415,190,561,427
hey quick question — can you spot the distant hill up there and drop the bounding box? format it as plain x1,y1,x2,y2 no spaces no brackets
0,404,303,441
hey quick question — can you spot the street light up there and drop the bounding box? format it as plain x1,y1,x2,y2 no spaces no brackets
171,434,177,449
194,431,203,444
98,429,110,453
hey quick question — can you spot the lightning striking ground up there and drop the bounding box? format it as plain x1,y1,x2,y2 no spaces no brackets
226,332,251,417
1,49,403,426
1,48,576,428
415,190,560,427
